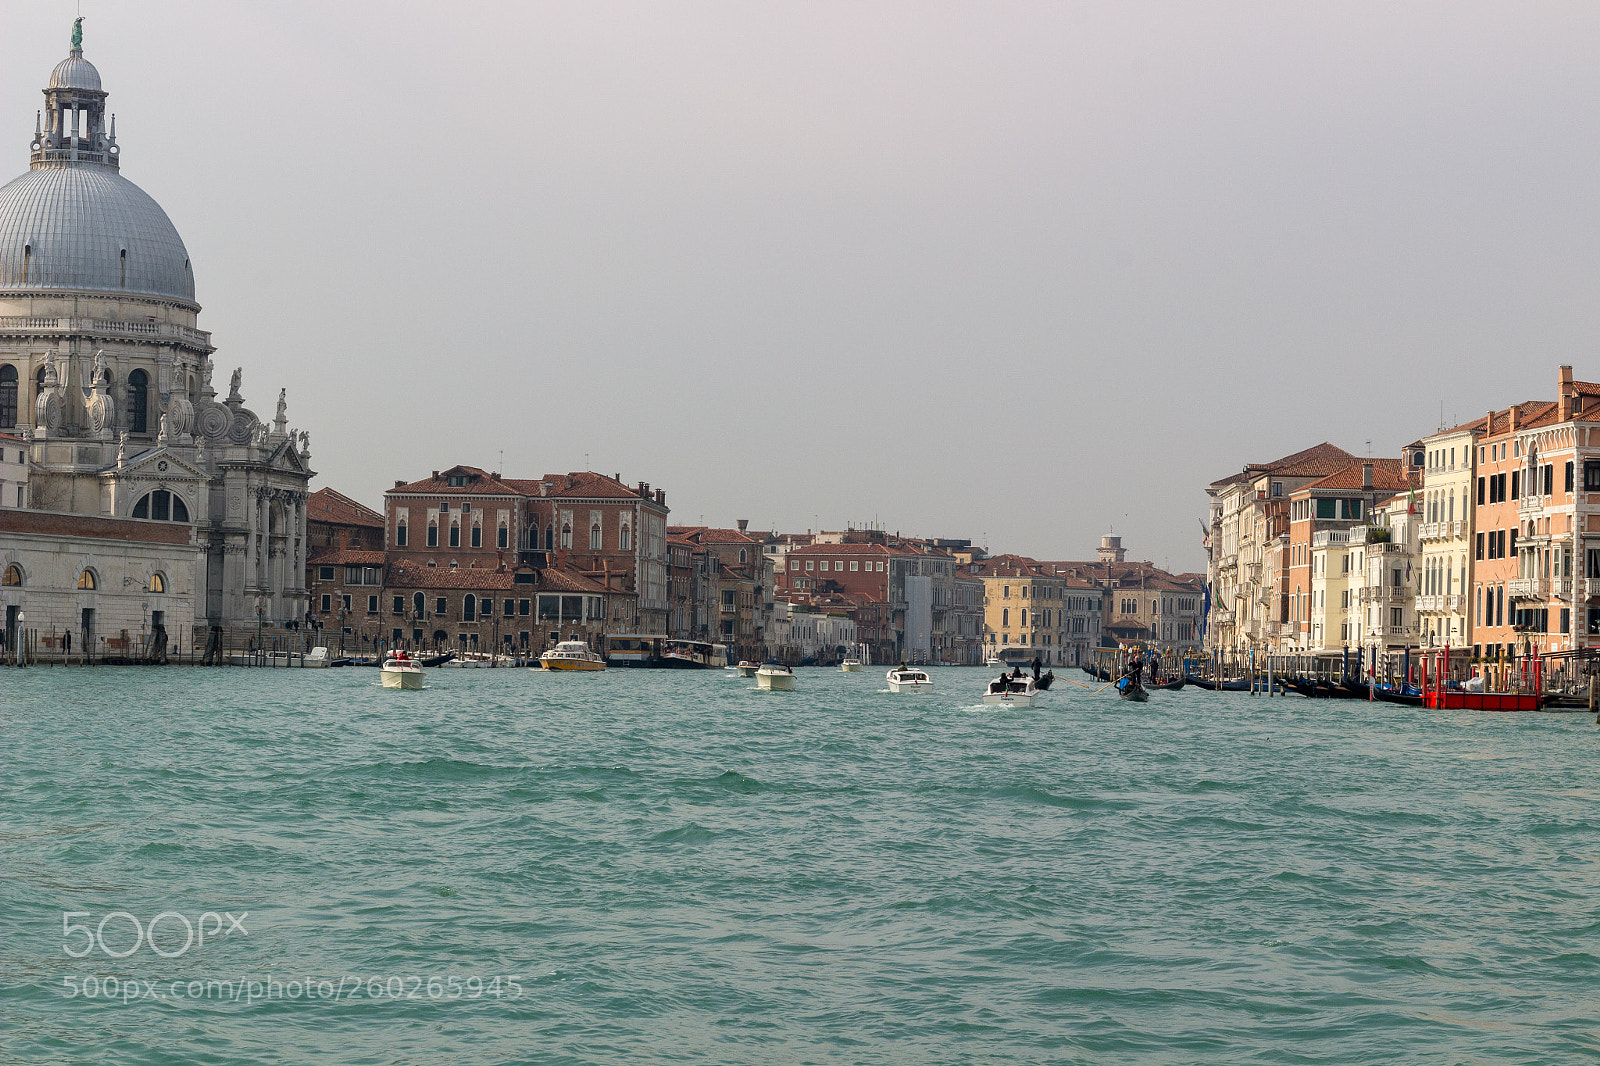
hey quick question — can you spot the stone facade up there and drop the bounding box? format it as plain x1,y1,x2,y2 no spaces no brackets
0,34,311,645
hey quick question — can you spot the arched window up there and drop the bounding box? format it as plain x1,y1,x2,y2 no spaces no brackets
427,522,438,547
396,521,407,547
413,592,425,615
77,569,96,590
497,524,508,549
739,549,747,564
131,490,189,522
1,563,20,586
35,365,46,404
449,522,460,548
0,365,16,428
590,522,602,550
463,594,476,621
545,527,554,551
561,524,572,549
147,572,166,593
619,524,631,551
126,369,149,434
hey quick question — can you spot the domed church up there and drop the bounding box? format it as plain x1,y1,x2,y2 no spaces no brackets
0,22,312,659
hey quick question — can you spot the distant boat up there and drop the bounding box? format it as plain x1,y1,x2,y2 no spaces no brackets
984,675,1037,707
380,652,425,690
1115,675,1148,702
840,658,864,672
887,667,932,692
735,660,760,678
538,640,606,672
756,662,796,691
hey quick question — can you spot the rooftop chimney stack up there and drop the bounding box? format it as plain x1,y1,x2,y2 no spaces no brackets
1510,407,1519,432
737,519,749,532
1560,365,1576,422
1362,462,1374,489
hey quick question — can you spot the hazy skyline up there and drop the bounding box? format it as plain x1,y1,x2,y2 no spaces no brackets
7,2,1600,571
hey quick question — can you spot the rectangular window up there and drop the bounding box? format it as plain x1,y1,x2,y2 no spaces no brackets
850,561,859,571
319,566,334,581
1477,477,1485,506
504,599,514,616
1391,607,1403,627
1566,461,1575,493
1544,464,1554,496
806,560,814,571
519,599,530,615
1561,608,1571,635
320,594,331,612
368,595,378,614
1316,498,1336,519
1508,529,1516,557
436,597,447,614
1476,532,1485,560
1586,462,1600,491
341,594,351,610
1511,470,1519,499
393,596,403,613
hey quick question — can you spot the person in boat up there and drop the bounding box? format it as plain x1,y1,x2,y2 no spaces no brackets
1031,656,1042,679
898,662,907,673
995,671,1011,691
1121,652,1143,687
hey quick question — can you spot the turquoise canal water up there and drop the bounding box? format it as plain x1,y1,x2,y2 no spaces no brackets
2,666,1598,1064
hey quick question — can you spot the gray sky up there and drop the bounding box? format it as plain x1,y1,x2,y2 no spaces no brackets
7,2,1600,572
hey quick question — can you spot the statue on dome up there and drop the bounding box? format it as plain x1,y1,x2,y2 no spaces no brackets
228,367,242,403
72,17,83,52
275,388,287,425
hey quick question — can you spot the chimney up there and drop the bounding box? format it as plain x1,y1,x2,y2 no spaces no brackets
1486,411,1494,435
1510,407,1518,432
431,471,439,479
738,519,749,532
1362,462,1373,489
1560,365,1575,422
394,480,404,488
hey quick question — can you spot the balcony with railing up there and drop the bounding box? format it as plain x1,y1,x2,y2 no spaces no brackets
1517,494,1548,516
1508,577,1547,600
1358,585,1414,603
1371,624,1416,640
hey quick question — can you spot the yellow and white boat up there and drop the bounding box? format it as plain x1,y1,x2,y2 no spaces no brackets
537,640,607,671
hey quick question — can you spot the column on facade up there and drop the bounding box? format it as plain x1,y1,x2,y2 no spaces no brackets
242,481,257,593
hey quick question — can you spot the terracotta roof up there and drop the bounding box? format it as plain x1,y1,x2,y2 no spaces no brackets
307,487,385,529
1210,442,1356,488
307,549,387,567
387,564,517,591
388,465,524,496
0,432,26,446
0,508,196,545
1297,459,1415,492
967,554,1048,577
668,526,764,545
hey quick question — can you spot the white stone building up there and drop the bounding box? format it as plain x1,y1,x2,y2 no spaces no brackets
0,27,311,648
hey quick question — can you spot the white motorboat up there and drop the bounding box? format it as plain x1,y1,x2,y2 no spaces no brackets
538,640,607,671
735,660,760,678
840,658,864,672
985,656,1003,668
887,667,933,692
755,662,796,690
380,652,425,690
983,674,1036,706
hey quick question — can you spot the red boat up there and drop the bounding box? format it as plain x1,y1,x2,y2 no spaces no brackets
1418,645,1542,712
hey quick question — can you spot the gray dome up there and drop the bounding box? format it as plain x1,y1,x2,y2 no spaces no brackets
0,164,195,303
49,54,102,91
